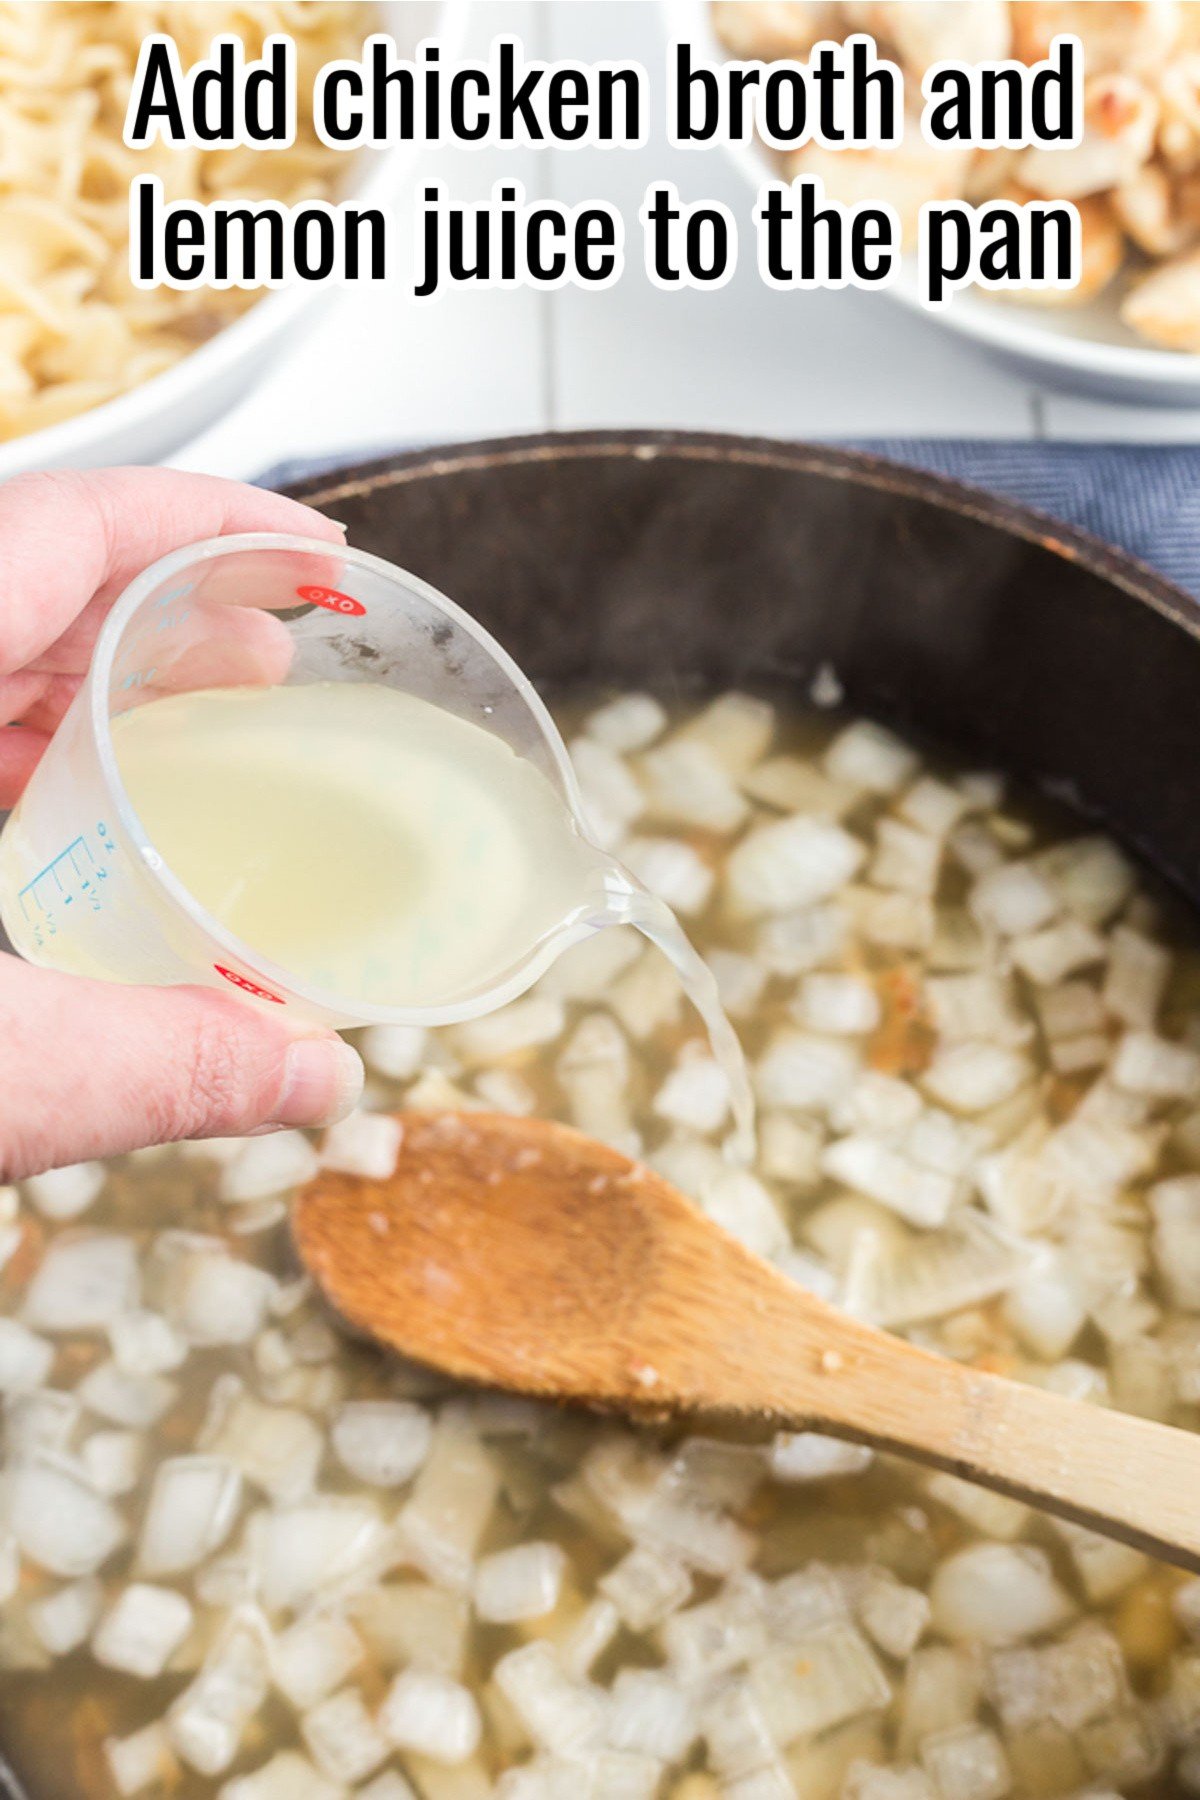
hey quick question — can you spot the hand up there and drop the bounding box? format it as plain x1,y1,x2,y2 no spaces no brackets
0,467,364,1179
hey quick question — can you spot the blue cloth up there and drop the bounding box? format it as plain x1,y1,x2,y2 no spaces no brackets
854,441,1200,598
267,439,1200,600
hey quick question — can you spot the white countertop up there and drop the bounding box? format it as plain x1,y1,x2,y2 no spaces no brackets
172,0,1200,484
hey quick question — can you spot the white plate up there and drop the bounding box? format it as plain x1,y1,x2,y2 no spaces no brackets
661,0,1200,406
0,0,468,481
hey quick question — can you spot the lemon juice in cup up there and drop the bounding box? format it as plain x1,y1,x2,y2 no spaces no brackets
0,536,753,1153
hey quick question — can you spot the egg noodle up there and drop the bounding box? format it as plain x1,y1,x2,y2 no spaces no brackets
0,2,373,444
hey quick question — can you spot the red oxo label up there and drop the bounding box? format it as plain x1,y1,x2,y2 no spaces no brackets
214,965,285,1004
296,584,365,616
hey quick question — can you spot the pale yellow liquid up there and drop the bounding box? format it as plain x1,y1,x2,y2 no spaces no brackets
113,681,754,1149
113,683,609,1012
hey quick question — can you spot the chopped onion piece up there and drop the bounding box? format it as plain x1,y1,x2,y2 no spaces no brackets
727,816,865,917
855,1570,931,1661
0,1318,52,1393
318,1108,406,1179
620,837,714,918
769,1432,873,1482
600,1545,693,1631
105,1723,179,1799
454,1001,566,1067
138,1455,242,1577
357,1773,420,1800
653,1053,731,1133
871,820,942,898
108,1309,187,1376
701,1679,776,1780
1011,914,1107,985
701,1168,789,1260
755,905,846,976
162,1248,275,1347
200,1378,324,1503
925,1473,1031,1544
93,1582,194,1678
755,1032,860,1114
254,1497,390,1612
571,736,646,836
824,722,918,795
921,1044,1032,1116
920,1724,1011,1800
607,1668,697,1760
747,1622,891,1740
301,1685,390,1784
969,863,1059,938
348,1579,470,1678
77,1358,176,1428
562,1597,621,1681
584,693,667,753
639,739,747,834
81,1429,145,1497
9,1455,125,1576
218,1133,317,1204
929,1545,1074,1647
379,1668,483,1764
674,692,775,775
23,1233,139,1333
331,1399,432,1489
822,1137,957,1230
29,1575,102,1656
795,973,881,1036
24,1161,105,1221
219,1752,342,1800
475,1541,566,1623
271,1614,364,1711
168,1613,270,1777
397,1416,499,1591
493,1642,606,1757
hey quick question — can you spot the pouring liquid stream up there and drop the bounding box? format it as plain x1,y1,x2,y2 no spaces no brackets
111,681,755,1155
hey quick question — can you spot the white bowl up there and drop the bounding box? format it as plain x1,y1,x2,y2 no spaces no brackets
662,0,1200,406
0,0,467,481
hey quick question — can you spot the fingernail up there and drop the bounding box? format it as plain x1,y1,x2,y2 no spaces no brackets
274,1036,364,1128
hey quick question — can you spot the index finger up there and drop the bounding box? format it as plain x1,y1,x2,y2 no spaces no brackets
0,466,344,677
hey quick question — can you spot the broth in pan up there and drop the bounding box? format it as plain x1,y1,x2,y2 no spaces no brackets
2,689,1199,1800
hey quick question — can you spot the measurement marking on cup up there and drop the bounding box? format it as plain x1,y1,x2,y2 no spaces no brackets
18,826,114,945
297,585,366,616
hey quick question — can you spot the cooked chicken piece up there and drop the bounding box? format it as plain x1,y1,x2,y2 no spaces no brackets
711,1,844,60
842,1,1010,73
1158,54,1200,174
1010,1,1182,75
991,190,1125,307
1018,74,1159,199
1121,243,1200,345
964,149,1024,205
1112,162,1199,256
785,121,973,247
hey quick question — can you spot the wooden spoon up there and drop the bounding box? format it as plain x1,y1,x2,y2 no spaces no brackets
295,1109,1200,1572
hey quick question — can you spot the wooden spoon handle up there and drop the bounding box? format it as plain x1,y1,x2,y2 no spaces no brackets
680,1252,1200,1570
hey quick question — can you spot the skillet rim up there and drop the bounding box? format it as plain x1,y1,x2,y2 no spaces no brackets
280,427,1200,647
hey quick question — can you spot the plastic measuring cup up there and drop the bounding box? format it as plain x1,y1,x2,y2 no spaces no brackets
0,534,615,1028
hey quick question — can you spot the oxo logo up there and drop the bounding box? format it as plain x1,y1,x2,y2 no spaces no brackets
296,584,366,616
214,965,285,1004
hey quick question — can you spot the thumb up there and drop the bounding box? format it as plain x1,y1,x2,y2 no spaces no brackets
0,954,364,1180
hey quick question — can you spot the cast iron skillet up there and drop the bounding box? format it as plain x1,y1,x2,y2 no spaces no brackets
2,431,1198,1800
283,430,1200,906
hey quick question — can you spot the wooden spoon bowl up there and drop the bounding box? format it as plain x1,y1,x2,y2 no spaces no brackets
295,1109,1200,1571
